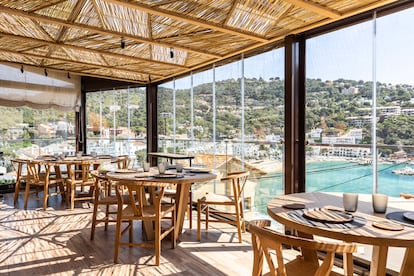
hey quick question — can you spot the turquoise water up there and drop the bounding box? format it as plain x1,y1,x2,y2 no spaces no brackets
255,161,414,215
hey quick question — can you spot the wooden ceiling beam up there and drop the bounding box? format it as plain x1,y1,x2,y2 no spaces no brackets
0,5,221,59
283,0,341,18
105,0,269,43
0,32,188,69
0,47,166,78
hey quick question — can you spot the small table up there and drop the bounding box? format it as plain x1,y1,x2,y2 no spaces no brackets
267,192,414,276
148,152,195,166
107,168,217,241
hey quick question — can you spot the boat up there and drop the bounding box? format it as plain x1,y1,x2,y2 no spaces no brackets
392,166,414,175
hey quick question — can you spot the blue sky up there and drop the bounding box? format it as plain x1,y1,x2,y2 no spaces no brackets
162,6,414,89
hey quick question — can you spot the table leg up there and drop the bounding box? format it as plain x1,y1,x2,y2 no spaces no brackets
296,231,319,267
174,183,191,241
370,245,388,276
400,247,414,276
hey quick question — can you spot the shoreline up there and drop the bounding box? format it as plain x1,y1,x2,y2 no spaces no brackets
246,156,408,174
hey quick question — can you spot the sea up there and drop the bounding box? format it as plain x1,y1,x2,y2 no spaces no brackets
254,160,414,215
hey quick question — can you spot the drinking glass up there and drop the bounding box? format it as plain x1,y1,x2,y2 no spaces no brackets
372,194,388,213
343,193,358,212
158,163,166,174
143,162,150,172
176,162,183,173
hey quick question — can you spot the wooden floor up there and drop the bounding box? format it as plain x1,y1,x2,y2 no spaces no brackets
0,192,256,275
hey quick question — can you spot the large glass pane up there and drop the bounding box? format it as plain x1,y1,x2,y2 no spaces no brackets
158,81,174,154
306,21,374,194
244,49,285,217
85,87,146,167
174,76,192,154
0,106,75,185
376,7,414,196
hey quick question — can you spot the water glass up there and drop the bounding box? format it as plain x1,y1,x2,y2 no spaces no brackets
76,152,82,158
176,162,183,173
372,193,388,213
143,162,150,172
343,193,358,212
91,151,97,158
158,163,166,174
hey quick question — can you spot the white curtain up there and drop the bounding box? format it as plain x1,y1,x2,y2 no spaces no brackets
0,63,80,111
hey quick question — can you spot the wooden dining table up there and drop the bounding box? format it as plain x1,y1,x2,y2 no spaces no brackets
267,192,414,276
148,152,195,166
107,168,217,241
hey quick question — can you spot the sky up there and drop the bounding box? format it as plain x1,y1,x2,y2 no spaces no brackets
162,6,414,89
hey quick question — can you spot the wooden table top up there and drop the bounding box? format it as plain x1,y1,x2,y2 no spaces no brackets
33,155,116,164
148,152,195,160
267,192,414,247
106,168,217,184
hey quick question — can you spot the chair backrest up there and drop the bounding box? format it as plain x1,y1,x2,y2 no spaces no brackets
248,219,356,276
66,160,94,183
221,171,249,200
11,159,30,178
115,156,131,169
113,179,170,218
26,161,53,184
90,170,111,199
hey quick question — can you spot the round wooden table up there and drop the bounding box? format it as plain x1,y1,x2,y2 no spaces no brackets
267,192,414,276
107,168,217,241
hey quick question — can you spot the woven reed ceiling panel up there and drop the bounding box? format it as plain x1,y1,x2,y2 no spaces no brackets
0,0,400,84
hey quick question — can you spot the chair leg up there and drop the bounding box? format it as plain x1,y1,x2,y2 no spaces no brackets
234,202,243,243
43,184,49,210
155,219,161,265
171,209,176,249
105,204,110,230
90,201,99,240
205,205,209,230
188,190,192,229
197,201,201,241
113,218,122,263
23,182,30,209
70,184,75,209
13,179,20,205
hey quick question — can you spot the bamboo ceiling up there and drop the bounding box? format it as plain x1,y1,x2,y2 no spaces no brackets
0,0,401,84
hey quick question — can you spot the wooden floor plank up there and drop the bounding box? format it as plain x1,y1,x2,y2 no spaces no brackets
0,192,256,275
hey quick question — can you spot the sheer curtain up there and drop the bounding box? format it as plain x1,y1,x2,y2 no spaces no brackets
0,63,80,111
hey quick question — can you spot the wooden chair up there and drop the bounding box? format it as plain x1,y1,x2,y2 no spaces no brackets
197,171,249,243
113,179,176,265
65,160,95,209
248,219,356,276
90,170,130,240
24,160,65,210
113,155,131,169
11,159,30,205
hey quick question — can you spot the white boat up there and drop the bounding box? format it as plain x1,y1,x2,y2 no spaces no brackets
392,166,414,176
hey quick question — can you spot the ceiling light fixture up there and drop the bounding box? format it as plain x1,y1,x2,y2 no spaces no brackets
170,48,174,59
44,69,48,77
120,38,125,49
20,65,24,73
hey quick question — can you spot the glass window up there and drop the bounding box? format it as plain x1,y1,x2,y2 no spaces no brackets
85,87,146,166
306,21,373,194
